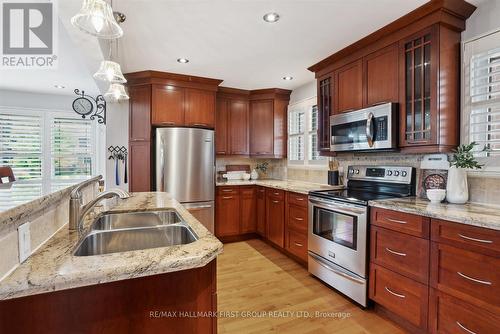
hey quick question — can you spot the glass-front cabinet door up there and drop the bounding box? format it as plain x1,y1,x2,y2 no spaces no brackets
399,26,437,148
317,73,333,153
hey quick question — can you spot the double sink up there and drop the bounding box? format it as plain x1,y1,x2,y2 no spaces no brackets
73,210,198,256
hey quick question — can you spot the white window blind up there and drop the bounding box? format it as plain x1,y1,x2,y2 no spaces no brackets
463,30,500,165
0,108,99,207
288,98,325,166
51,117,94,187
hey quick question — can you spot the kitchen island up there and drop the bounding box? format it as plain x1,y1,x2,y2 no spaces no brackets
0,192,223,334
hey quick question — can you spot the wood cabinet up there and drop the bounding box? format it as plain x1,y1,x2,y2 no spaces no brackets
240,186,257,233
185,88,216,128
334,59,363,114
364,43,399,107
256,187,266,237
216,88,291,158
152,85,185,126
249,100,274,155
126,71,222,191
317,74,333,153
215,187,240,237
285,192,308,263
266,189,285,248
228,100,249,155
369,207,500,334
309,1,475,154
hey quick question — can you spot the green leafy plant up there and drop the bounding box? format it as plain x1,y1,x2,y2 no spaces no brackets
450,142,487,169
255,161,269,173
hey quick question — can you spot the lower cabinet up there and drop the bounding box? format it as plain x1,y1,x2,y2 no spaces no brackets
369,207,500,334
266,189,285,248
256,187,267,237
215,185,308,265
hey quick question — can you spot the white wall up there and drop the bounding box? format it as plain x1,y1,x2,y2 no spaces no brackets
105,102,129,191
462,0,500,41
289,81,316,105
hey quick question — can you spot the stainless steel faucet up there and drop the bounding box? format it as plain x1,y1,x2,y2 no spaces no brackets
76,189,131,234
69,176,103,230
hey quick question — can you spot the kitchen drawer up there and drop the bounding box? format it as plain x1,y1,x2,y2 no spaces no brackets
431,219,500,258
267,188,285,200
287,192,308,208
370,226,429,284
286,229,307,262
429,289,500,334
217,186,239,195
287,205,308,233
371,207,430,238
369,263,429,329
430,242,500,313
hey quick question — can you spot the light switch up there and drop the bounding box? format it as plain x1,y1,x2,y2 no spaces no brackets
18,222,31,263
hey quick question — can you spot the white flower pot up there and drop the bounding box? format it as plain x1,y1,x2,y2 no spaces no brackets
446,166,468,204
250,169,259,180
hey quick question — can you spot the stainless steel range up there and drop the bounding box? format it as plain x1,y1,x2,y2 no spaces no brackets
308,165,415,307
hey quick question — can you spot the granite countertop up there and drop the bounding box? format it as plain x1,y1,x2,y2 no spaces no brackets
216,179,344,194
0,192,223,301
369,197,500,231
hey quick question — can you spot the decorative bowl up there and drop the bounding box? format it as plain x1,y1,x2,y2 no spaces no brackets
427,189,446,203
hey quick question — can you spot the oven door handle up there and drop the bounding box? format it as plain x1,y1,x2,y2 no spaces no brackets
309,252,365,284
309,197,366,216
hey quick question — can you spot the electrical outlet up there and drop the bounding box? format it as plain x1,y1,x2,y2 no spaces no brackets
18,222,31,263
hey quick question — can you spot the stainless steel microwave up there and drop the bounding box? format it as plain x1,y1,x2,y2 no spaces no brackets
330,103,397,152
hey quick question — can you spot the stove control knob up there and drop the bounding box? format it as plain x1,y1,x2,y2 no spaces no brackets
355,169,360,174
394,170,400,177
387,170,393,176
402,171,408,177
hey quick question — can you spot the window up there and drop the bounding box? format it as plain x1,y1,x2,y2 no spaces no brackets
463,29,500,171
0,107,100,209
288,97,325,166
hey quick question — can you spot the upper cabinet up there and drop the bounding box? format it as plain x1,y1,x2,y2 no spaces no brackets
126,71,223,191
333,59,363,114
216,88,291,158
364,44,399,107
308,0,476,154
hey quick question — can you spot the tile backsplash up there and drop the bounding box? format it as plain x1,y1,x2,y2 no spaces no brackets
217,153,500,205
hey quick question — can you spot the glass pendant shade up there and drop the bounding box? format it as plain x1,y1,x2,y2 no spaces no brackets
104,83,129,102
71,0,123,39
94,60,126,83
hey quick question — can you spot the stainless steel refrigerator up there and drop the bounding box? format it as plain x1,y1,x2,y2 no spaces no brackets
155,127,215,232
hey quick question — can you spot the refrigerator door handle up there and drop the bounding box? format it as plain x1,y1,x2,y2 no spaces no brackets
159,138,165,192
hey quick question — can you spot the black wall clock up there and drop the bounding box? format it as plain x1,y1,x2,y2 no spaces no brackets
72,89,106,124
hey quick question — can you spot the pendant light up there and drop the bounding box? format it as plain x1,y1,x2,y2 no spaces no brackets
104,83,129,102
94,39,126,83
71,0,123,39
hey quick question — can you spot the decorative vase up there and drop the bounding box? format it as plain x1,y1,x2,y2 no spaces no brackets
250,169,259,180
446,166,468,204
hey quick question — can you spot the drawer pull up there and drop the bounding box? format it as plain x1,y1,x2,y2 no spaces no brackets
457,272,492,285
193,123,208,127
385,247,407,257
272,200,279,204
294,217,304,221
458,233,493,244
221,189,233,192
386,218,407,225
294,242,303,247
456,321,477,334
274,192,280,195
222,196,233,200
295,197,304,201
384,286,406,299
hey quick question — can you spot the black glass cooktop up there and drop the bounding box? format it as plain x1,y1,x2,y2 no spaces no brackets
309,189,405,206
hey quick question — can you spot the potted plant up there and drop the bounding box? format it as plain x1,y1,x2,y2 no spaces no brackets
446,142,486,204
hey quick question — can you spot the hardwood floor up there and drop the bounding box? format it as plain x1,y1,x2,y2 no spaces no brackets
217,239,404,334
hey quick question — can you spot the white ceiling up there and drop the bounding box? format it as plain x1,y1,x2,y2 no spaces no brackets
115,0,432,90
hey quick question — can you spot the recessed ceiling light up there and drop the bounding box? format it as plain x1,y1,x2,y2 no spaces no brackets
263,12,280,23
282,76,293,81
54,85,65,89
177,58,189,63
